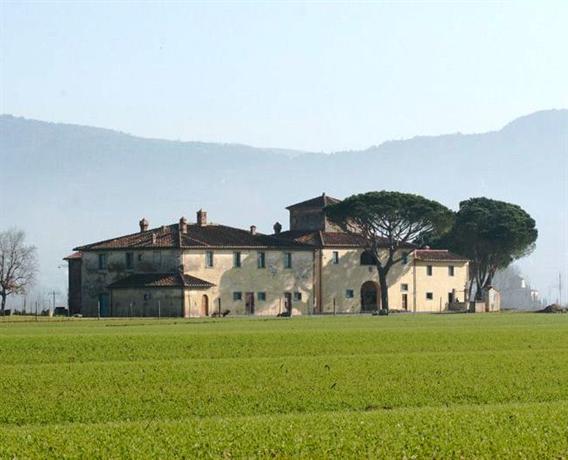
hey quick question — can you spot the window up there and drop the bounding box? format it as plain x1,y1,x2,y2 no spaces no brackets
125,252,134,270
98,253,107,270
293,292,302,301
360,250,377,266
345,289,354,299
138,253,143,262
257,251,266,269
153,251,162,266
332,251,339,264
448,265,455,277
284,252,292,269
257,292,266,301
233,251,241,268
206,251,214,268
426,292,433,300
401,283,408,292
233,292,242,301
143,292,152,301
427,265,433,276
402,252,409,265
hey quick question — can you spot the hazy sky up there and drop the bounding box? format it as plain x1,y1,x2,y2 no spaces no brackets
1,1,567,152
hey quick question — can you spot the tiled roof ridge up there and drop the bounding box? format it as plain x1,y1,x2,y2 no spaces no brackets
413,248,469,261
107,272,215,289
74,224,176,251
211,223,315,248
181,273,216,288
286,194,341,210
75,220,313,251
180,229,211,247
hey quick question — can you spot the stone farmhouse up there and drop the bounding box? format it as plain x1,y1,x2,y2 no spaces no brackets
65,194,469,317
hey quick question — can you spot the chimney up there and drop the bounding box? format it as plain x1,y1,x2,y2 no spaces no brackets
250,225,257,235
273,222,282,234
197,209,207,227
179,216,188,233
152,233,157,245
139,218,149,232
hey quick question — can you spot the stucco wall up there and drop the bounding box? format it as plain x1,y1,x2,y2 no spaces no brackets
76,246,468,317
413,261,469,312
80,249,180,316
182,249,314,317
319,248,468,313
110,287,183,317
319,248,413,313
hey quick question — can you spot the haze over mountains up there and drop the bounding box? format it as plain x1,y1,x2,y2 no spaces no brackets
1,110,567,304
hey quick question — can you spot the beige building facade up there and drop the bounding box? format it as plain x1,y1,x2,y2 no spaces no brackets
66,195,470,317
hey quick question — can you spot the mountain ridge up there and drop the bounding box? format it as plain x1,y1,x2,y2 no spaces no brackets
3,108,566,156
1,110,566,302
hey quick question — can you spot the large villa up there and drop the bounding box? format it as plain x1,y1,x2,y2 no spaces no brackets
65,194,470,317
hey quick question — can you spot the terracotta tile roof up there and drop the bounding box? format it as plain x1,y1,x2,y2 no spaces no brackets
179,224,309,249
275,230,416,249
63,251,83,260
320,232,368,247
413,249,468,262
275,230,324,246
108,272,215,289
74,223,311,251
286,193,341,210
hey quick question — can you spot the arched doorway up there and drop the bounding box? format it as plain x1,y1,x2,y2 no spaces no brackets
201,294,209,317
361,281,380,312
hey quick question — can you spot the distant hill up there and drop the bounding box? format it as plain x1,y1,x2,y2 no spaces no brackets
1,110,566,301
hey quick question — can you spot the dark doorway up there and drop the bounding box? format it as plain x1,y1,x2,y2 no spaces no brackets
284,292,292,314
201,294,209,316
245,292,255,314
361,281,379,312
98,294,110,317
402,293,408,311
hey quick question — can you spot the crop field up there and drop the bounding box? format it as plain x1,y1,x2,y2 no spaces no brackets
0,313,567,458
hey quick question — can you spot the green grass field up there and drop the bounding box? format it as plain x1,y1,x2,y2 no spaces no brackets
0,313,567,458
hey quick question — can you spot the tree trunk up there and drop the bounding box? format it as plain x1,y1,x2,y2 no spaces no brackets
467,278,474,303
474,276,484,301
484,267,496,289
378,268,389,311
1,292,6,316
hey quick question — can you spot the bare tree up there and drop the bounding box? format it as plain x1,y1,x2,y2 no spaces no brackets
0,229,38,315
